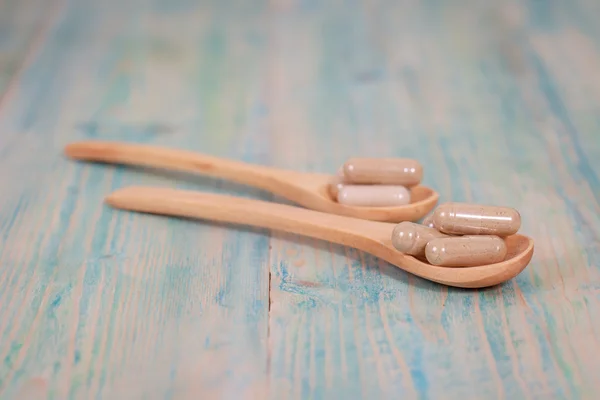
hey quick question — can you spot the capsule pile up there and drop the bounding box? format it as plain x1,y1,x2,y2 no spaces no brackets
328,157,423,207
391,202,522,267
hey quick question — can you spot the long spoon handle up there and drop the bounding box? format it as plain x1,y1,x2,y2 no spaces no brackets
106,186,392,248
65,141,304,195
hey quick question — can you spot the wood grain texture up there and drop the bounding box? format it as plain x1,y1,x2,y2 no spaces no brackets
1,0,599,399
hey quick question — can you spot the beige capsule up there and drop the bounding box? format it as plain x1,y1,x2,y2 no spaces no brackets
391,221,449,256
343,157,423,187
421,213,435,229
425,235,507,267
432,202,521,236
337,185,410,207
327,168,346,199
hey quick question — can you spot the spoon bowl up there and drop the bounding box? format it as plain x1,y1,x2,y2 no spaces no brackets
104,186,534,289
64,141,439,222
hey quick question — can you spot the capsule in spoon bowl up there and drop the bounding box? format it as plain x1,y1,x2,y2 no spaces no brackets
391,221,449,256
328,168,346,199
421,213,435,229
343,157,423,187
337,185,411,207
432,202,521,236
425,235,508,267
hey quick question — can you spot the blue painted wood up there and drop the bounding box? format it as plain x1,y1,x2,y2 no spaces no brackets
1,0,600,399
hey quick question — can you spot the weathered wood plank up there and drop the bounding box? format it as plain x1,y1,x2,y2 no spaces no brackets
0,0,271,398
0,0,600,399
266,0,600,399
0,0,60,100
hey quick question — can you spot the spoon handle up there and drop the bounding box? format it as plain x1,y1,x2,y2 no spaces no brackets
105,186,392,248
65,140,307,195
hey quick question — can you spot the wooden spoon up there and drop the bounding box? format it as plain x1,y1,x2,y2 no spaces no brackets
104,186,534,289
64,140,438,222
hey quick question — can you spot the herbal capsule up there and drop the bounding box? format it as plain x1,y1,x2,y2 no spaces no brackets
432,202,521,236
421,213,435,229
425,235,507,267
391,221,449,256
342,158,423,187
337,185,410,207
327,168,346,199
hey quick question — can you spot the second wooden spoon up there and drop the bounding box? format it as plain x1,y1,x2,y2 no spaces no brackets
64,140,438,222
104,186,534,289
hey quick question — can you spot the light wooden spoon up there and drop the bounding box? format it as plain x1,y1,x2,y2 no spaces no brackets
104,186,534,289
64,140,438,222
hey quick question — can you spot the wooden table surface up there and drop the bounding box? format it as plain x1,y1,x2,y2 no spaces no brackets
1,0,600,399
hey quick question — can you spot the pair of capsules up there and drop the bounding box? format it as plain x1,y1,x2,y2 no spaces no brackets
328,158,423,206
392,203,522,267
